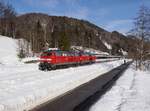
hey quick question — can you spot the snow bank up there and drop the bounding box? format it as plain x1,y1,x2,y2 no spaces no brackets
0,35,19,65
90,63,150,111
121,48,128,56
0,60,125,111
120,69,150,111
21,57,40,63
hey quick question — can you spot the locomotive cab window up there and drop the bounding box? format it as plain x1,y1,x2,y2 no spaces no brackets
55,51,62,56
41,52,52,56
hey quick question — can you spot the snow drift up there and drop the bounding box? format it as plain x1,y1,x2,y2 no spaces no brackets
0,35,18,65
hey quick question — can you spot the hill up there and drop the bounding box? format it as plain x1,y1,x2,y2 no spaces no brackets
0,13,140,56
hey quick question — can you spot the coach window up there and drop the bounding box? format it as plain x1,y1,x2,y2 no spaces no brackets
65,52,68,56
67,52,70,56
75,53,79,56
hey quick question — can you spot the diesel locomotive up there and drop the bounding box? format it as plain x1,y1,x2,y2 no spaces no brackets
39,49,96,71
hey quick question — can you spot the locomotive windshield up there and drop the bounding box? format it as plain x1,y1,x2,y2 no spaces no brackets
41,52,52,56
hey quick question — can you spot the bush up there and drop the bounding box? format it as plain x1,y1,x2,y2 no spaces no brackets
18,49,25,59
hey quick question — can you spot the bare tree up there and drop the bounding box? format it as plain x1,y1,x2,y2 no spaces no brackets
129,5,150,70
0,1,5,17
0,0,16,37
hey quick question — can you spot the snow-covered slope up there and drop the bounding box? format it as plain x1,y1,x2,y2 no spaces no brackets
71,46,109,55
102,41,112,50
0,35,18,65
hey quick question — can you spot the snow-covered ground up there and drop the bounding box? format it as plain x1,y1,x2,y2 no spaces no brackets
90,63,150,111
0,35,127,111
0,60,125,111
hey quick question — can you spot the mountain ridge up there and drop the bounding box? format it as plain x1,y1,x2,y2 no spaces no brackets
0,12,139,57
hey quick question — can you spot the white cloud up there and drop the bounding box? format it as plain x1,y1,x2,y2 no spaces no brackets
59,0,89,20
22,0,89,19
63,0,77,4
23,0,59,8
65,7,89,19
105,19,133,34
94,8,109,18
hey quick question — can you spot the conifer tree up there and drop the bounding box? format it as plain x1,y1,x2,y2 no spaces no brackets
58,32,70,50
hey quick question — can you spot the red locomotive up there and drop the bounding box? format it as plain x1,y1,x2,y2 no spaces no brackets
39,49,96,71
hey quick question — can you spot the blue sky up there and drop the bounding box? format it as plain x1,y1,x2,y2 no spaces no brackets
6,0,150,34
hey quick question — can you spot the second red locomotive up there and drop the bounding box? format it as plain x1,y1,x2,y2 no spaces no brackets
39,49,96,71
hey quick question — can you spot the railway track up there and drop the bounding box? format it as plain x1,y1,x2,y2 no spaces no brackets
28,61,132,111
74,61,131,111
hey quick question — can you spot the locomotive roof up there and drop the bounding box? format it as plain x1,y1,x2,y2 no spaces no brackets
43,50,94,55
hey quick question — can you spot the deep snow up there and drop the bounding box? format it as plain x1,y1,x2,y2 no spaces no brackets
0,60,125,111
0,36,19,65
0,35,126,111
90,63,150,111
